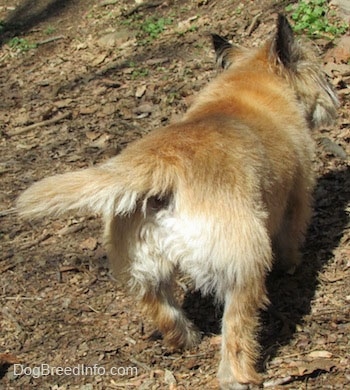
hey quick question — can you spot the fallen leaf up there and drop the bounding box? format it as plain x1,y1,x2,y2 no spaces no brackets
135,85,147,98
80,106,98,115
80,237,98,251
308,350,333,358
133,102,154,114
291,358,336,376
164,369,177,385
86,131,101,141
92,53,107,67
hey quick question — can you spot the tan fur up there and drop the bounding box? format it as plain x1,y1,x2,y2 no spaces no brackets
17,15,338,389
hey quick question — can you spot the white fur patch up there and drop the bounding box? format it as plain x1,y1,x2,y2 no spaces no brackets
124,199,272,303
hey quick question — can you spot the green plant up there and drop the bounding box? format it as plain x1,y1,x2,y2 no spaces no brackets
8,37,37,52
141,17,173,40
131,68,149,79
44,26,56,35
127,61,149,79
286,0,348,39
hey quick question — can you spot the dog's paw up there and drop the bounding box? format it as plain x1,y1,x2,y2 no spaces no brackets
218,360,262,390
163,323,202,350
219,380,251,390
184,326,202,348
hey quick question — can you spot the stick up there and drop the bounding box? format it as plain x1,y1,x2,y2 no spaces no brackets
19,232,52,250
100,0,119,5
4,296,43,301
9,111,72,136
123,1,162,17
246,12,262,36
37,35,65,46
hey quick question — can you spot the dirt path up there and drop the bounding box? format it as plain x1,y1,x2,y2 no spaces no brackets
0,1,349,389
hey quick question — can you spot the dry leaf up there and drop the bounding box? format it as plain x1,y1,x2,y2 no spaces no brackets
92,53,107,66
101,103,117,116
80,106,98,115
164,369,177,385
135,85,147,98
308,350,333,358
86,131,101,141
80,237,98,251
292,359,336,376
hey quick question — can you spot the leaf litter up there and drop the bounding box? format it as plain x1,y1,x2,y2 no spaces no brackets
0,0,349,389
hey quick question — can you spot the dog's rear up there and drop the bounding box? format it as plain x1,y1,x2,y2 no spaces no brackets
17,15,338,390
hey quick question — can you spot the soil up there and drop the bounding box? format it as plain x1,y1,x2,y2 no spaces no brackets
0,1,349,389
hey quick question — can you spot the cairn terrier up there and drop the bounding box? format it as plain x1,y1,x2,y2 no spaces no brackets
17,15,338,389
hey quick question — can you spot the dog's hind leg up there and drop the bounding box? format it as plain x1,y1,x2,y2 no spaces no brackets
215,211,272,389
141,280,201,349
218,285,267,389
123,202,201,350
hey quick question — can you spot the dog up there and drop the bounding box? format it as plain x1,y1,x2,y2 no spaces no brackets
17,15,338,390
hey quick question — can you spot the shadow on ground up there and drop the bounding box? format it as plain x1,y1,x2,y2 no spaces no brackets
0,0,77,45
181,166,349,365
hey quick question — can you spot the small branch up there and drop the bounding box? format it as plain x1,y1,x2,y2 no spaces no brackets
9,111,72,136
123,1,163,17
246,12,262,36
37,35,65,46
19,232,52,250
4,296,43,301
100,0,119,5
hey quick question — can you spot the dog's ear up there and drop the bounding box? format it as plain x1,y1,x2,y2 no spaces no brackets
211,34,233,69
274,14,299,68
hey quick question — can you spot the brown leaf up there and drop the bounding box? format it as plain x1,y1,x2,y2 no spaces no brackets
308,350,333,358
80,237,98,251
292,359,336,376
135,85,147,98
92,53,107,66
86,131,101,141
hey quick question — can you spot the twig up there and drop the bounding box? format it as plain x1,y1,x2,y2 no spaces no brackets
123,1,162,17
0,258,16,273
9,111,72,136
246,12,262,36
87,304,100,313
37,35,65,46
4,296,43,301
19,232,52,250
100,0,118,5
0,52,9,63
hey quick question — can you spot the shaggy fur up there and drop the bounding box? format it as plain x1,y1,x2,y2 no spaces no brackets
17,15,338,389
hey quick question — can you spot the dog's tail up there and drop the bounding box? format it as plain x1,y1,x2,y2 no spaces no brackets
17,148,176,220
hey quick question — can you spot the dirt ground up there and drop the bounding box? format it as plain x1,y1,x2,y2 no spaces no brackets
0,1,349,389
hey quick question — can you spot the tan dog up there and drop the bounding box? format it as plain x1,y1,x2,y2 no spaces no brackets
17,15,338,389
